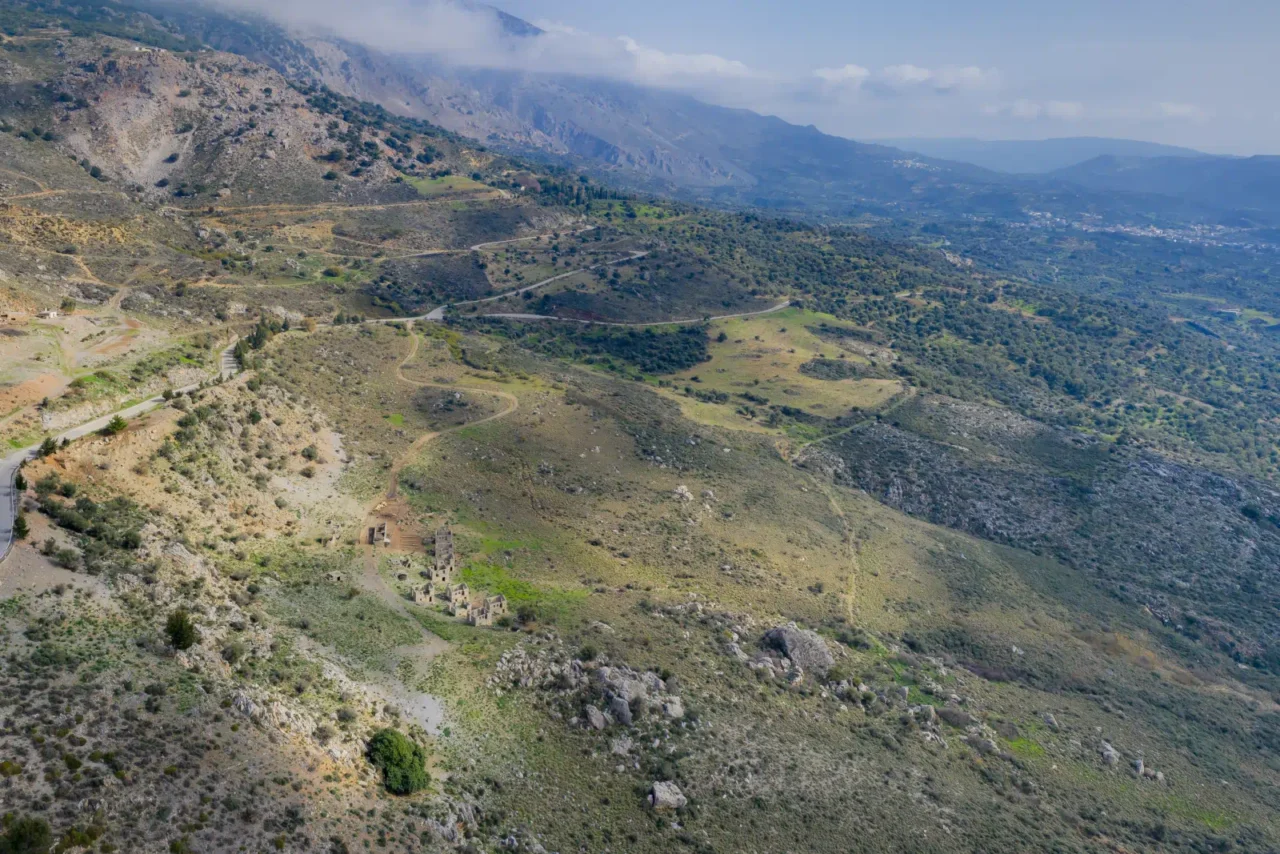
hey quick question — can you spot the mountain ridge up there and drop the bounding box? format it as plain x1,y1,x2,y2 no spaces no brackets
873,135,1212,174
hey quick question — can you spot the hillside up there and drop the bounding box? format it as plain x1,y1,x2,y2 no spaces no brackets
875,136,1209,174
0,14,1278,854
1052,154,1280,222
10,0,1272,231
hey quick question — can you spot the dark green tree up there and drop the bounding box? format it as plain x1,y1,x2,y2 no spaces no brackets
102,415,128,436
366,728,429,795
37,438,57,458
0,814,53,854
165,610,198,651
13,514,28,541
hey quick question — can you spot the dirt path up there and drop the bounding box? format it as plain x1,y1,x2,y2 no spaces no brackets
409,249,649,323
169,192,505,219
356,329,519,647
808,474,861,623
0,167,47,195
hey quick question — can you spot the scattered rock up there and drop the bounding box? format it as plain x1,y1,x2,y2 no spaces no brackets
1101,742,1120,767
584,706,606,731
648,781,687,811
674,485,694,502
231,692,259,721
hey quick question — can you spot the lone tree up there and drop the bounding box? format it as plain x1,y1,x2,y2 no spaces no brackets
12,513,28,541
367,728,429,795
36,437,58,458
13,472,25,492
103,414,128,436
165,610,199,651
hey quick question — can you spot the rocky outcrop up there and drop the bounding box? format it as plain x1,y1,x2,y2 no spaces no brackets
648,781,687,811
763,624,834,677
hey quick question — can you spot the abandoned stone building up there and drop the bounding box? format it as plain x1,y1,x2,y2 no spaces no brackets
470,601,494,627
368,522,390,547
432,527,456,583
413,583,437,606
444,582,470,612
452,596,473,621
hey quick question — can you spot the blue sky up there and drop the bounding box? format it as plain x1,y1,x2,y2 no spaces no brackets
493,0,1279,153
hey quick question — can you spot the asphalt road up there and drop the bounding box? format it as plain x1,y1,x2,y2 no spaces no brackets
0,340,240,562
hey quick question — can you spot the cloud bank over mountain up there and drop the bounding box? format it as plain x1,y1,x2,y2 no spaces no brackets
217,0,1225,148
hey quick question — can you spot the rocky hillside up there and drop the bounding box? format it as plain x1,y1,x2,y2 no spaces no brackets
0,31,535,209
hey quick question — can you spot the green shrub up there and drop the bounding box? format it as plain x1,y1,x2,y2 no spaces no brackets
366,728,429,795
102,415,128,436
0,814,53,853
165,610,198,651
12,514,28,541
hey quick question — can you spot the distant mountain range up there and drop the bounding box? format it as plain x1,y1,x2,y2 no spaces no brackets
872,137,1210,175
1049,155,1280,223
82,0,1280,227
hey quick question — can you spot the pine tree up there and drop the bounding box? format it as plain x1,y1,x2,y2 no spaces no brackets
165,610,198,651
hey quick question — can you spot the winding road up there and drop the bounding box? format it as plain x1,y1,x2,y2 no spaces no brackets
0,339,241,563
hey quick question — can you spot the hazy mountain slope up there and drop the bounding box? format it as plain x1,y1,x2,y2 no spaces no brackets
294,45,1007,204
876,136,1209,174
1052,154,1280,221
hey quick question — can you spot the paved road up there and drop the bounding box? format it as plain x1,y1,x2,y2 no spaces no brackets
0,340,240,563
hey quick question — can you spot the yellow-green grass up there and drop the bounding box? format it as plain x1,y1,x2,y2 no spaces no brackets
408,174,490,196
656,307,902,432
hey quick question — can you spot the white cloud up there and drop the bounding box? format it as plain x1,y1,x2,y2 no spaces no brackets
814,64,872,86
617,36,757,87
881,64,934,87
876,64,998,93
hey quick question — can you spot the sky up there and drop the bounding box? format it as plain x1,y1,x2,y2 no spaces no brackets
230,0,1280,154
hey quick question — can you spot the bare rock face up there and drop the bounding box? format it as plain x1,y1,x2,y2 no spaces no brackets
609,695,634,726
648,781,687,811
763,624,834,677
